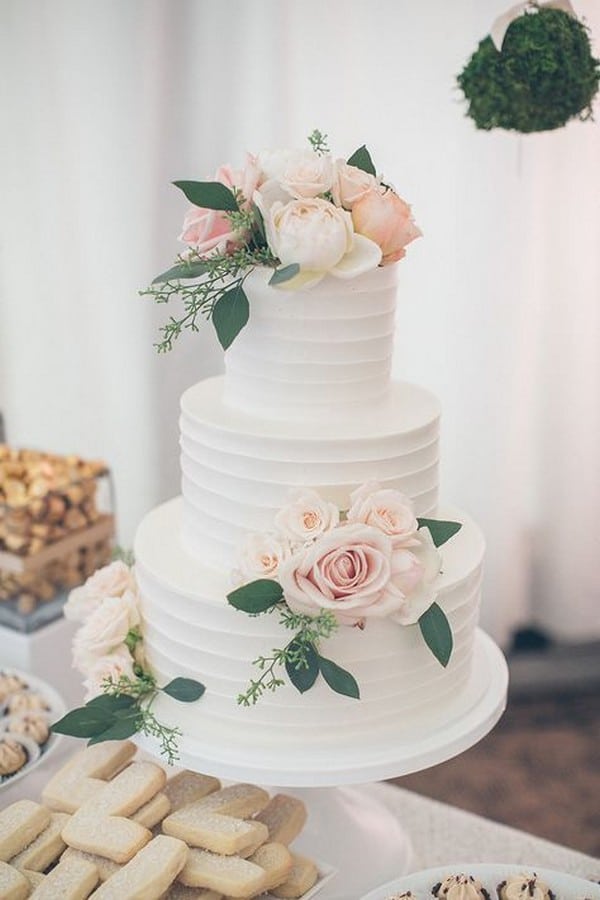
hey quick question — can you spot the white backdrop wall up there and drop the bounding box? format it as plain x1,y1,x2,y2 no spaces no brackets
0,0,598,645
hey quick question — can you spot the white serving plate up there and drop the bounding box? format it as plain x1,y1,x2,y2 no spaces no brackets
361,863,600,900
0,667,66,791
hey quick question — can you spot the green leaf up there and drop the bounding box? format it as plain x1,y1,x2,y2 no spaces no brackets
51,706,114,738
347,145,376,176
417,518,462,547
151,261,209,284
419,602,453,667
87,714,143,745
227,579,284,614
173,180,238,211
212,285,249,350
269,264,300,286
86,694,137,712
285,640,319,693
162,678,206,703
318,656,360,699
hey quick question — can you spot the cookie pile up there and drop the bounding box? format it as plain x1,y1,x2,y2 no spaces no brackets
0,740,321,899
0,446,112,614
0,674,52,782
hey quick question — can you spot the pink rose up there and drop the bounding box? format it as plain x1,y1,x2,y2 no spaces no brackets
331,160,380,210
351,187,422,264
236,532,291,583
82,645,136,702
389,528,443,625
347,482,419,547
179,153,261,255
279,523,401,626
72,590,141,674
274,489,339,545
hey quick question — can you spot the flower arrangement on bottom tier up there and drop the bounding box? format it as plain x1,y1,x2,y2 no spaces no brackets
227,482,462,704
51,558,205,764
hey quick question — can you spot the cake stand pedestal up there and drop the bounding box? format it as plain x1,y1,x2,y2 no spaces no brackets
137,630,508,900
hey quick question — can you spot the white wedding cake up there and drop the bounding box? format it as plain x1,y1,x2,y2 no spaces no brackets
134,265,485,756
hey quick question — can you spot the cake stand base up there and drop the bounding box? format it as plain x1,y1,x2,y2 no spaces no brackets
281,784,413,900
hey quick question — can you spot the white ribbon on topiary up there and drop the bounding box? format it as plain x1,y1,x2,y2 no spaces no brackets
491,0,576,51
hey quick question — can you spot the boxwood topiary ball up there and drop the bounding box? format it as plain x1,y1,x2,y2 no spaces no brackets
457,6,600,133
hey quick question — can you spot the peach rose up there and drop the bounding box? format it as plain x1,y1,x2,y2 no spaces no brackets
237,532,291,583
332,160,380,210
351,187,422,264
82,645,136,702
275,488,339,545
63,561,136,623
279,522,401,626
347,482,419,547
72,590,141,674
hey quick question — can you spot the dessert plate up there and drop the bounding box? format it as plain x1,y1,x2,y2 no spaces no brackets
361,863,600,900
0,667,66,791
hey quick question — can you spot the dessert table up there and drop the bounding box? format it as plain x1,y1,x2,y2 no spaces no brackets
3,736,598,898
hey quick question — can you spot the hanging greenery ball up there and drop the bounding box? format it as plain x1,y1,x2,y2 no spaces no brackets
457,5,600,133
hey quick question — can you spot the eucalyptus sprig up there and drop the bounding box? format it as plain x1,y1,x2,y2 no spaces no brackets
227,581,360,705
52,672,205,765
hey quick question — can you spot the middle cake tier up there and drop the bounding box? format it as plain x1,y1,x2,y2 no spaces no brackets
180,376,441,570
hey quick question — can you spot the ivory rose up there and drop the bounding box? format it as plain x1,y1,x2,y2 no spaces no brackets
238,532,291,582
275,489,339,544
82,645,136,702
351,187,422,264
389,528,443,625
179,154,261,255
279,523,399,626
72,590,141,674
347,482,419,547
257,148,334,201
63,561,136,623
255,194,382,289
332,160,380,210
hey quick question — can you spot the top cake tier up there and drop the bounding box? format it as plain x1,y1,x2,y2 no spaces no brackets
223,264,399,421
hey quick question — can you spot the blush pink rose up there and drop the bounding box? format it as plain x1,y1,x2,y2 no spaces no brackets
63,560,136,623
347,482,419,548
388,528,443,625
279,522,404,626
351,187,422,264
82,645,136,702
179,153,261,255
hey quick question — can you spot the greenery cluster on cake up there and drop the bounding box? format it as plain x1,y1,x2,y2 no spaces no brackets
457,1,599,133
228,483,461,704
142,130,421,352
52,558,204,764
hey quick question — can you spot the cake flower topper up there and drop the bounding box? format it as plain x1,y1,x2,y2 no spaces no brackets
227,483,461,705
51,557,205,764
142,130,421,352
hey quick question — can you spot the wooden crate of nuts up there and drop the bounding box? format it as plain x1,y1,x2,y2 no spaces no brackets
0,446,114,618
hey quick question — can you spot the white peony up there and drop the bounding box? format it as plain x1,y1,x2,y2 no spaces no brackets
275,488,339,544
72,590,141,674
237,532,292,582
82,645,137,702
63,561,136,623
347,482,419,547
255,194,382,289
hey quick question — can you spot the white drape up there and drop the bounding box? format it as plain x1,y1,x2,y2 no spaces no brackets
1,0,598,645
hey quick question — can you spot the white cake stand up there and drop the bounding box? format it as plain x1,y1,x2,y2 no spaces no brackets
137,629,508,899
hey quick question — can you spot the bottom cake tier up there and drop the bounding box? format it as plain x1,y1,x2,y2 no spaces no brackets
135,498,487,755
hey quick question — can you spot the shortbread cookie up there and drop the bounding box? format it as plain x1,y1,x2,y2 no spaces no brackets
164,771,221,812
191,784,270,819
131,792,171,828
89,834,188,899
271,853,319,898
166,885,223,899
179,848,267,898
254,795,307,846
42,741,136,813
0,860,30,900
62,761,166,863
10,811,69,871
28,854,99,898
0,800,50,861
61,847,122,882
163,807,268,856
246,842,293,895
22,870,45,890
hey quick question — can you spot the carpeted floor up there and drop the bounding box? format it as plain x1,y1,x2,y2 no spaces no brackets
394,689,600,858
